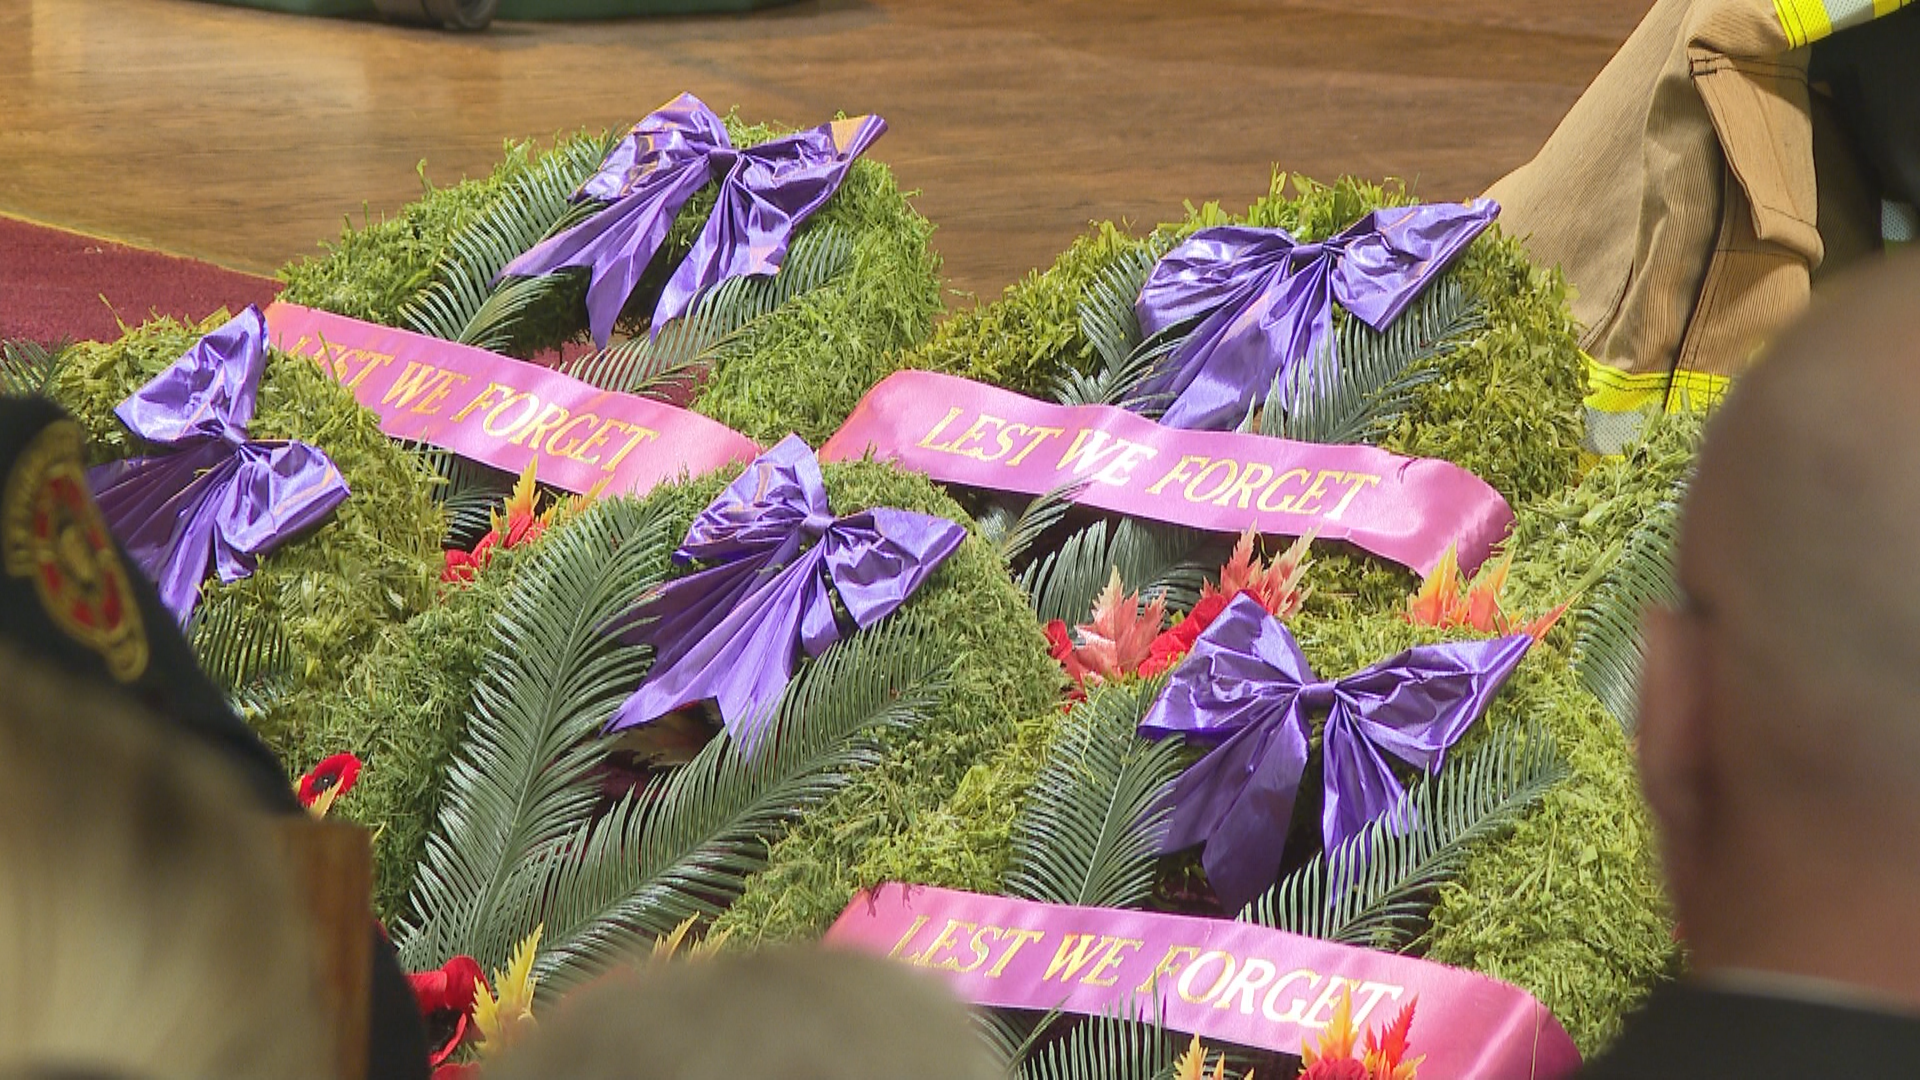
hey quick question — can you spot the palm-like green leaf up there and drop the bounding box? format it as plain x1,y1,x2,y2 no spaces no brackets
1,339,66,397
1016,1007,1178,1080
974,485,1082,568
1006,679,1185,909
518,622,945,994
1020,518,1222,624
561,224,855,399
400,134,613,344
395,497,672,971
413,447,514,546
1056,242,1189,411
1572,501,1682,733
1250,276,1482,445
1244,725,1566,951
186,600,296,721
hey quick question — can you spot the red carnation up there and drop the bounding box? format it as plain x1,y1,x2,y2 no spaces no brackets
296,753,362,809
1139,592,1234,677
408,955,487,1067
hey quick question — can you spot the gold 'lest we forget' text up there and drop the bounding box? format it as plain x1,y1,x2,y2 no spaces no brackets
294,341,659,475
915,406,1381,520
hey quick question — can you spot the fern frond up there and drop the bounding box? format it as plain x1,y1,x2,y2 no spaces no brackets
518,621,946,994
1,340,67,397
1245,724,1566,950
1020,518,1222,624
1016,1007,1178,1080
401,133,614,343
1254,276,1482,445
1572,501,1682,733
1005,679,1184,909
394,497,673,972
561,224,855,399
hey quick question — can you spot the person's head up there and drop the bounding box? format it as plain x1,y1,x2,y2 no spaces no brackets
1638,253,1920,995
482,946,1000,1080
0,645,330,1080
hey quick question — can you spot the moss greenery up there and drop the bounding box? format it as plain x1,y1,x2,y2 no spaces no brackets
48,314,449,884
279,113,942,448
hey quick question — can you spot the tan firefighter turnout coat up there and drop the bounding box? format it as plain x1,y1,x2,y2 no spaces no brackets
1487,0,1912,452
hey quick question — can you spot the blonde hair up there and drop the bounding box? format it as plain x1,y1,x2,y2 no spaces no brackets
485,946,1000,1080
0,646,330,1080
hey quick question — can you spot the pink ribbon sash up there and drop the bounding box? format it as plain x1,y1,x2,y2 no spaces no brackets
818,371,1511,575
265,302,759,497
827,884,1580,1078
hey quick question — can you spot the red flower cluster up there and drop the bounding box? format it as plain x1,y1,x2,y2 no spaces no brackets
408,955,487,1069
1299,989,1424,1080
442,464,556,585
295,753,362,810
1046,531,1313,697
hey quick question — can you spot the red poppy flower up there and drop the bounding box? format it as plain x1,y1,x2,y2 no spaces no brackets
408,955,487,1067
296,753,362,809
432,1065,481,1080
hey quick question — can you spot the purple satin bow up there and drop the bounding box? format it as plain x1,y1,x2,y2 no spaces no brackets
1138,594,1529,913
606,434,964,746
496,93,886,349
1132,199,1499,431
86,306,350,622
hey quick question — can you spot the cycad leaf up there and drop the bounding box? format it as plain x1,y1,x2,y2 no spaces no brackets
561,223,855,399
1252,276,1482,445
1016,1007,1178,1080
394,496,673,972
1572,500,1683,733
1244,724,1566,950
1,339,67,397
401,134,614,345
1077,246,1160,372
973,484,1082,568
1056,240,1189,411
1020,518,1222,624
1005,678,1185,909
414,446,515,546
187,600,295,719
518,621,943,994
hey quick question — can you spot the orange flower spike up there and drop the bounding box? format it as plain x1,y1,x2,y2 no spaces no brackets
1460,551,1514,633
1361,1000,1422,1080
1517,597,1573,644
500,460,541,531
1302,987,1359,1066
1209,528,1261,602
1070,569,1167,683
1264,532,1315,618
1406,545,1461,628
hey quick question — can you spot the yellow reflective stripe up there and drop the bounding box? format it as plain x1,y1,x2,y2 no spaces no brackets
1775,0,1910,45
1775,0,1833,46
1584,355,1672,414
1583,355,1729,415
1667,369,1730,412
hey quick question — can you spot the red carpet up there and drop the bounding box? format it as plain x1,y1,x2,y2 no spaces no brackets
0,214,281,345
